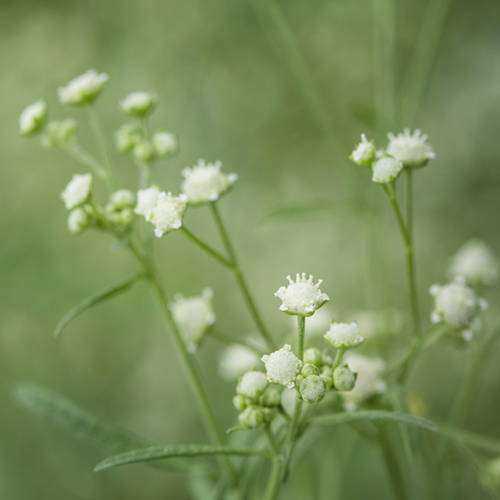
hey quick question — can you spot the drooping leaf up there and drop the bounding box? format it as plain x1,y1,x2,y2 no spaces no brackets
14,383,201,473
310,410,438,432
94,444,271,472
54,273,142,338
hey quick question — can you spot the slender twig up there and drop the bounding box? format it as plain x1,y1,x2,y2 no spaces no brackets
297,316,305,361
332,348,345,371
378,426,408,500
263,455,284,500
263,424,280,455
58,142,108,182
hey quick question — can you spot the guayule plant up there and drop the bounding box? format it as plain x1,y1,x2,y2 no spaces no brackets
15,68,500,500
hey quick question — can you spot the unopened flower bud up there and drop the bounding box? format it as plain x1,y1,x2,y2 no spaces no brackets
109,189,136,210
120,91,158,117
320,366,333,389
238,405,265,429
261,344,302,389
58,69,108,106
386,129,435,169
350,134,376,167
322,349,334,366
67,207,92,234
115,123,142,153
303,347,323,366
153,131,179,157
19,100,47,136
333,365,356,391
260,387,281,408
61,174,93,210
324,322,365,350
42,119,78,149
133,140,155,163
299,375,326,404
232,395,248,412
237,370,268,401
372,156,403,184
301,363,320,377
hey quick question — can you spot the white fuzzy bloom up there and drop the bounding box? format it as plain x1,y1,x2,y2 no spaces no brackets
350,134,376,167
61,174,93,210
146,191,187,237
19,100,47,136
275,273,329,316
135,186,160,217
237,371,268,399
58,70,109,106
219,345,261,381
386,128,435,168
181,159,238,205
67,207,91,234
110,189,135,209
120,91,157,116
341,353,387,410
324,322,365,350
115,123,142,153
261,344,302,389
153,131,179,157
170,288,216,352
372,156,403,184
449,239,499,286
429,278,487,338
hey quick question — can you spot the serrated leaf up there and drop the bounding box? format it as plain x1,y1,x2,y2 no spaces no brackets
54,273,142,338
310,410,438,432
261,199,361,225
94,444,271,472
14,383,200,473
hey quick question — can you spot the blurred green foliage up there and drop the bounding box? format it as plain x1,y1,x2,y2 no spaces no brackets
1,0,500,498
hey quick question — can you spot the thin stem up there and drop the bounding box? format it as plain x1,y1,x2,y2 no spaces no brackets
263,455,283,500
378,427,408,500
59,142,108,182
209,202,275,350
87,106,119,190
332,348,345,370
180,226,233,269
297,316,305,361
136,159,152,190
263,424,280,455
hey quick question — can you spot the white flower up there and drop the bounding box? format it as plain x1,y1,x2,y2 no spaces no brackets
261,344,302,389
372,156,403,184
275,273,329,317
61,174,93,210
146,191,187,237
386,128,435,168
324,322,365,350
429,278,487,338
67,207,91,234
135,186,160,218
115,123,142,153
169,288,216,352
19,100,47,136
153,131,179,157
350,134,376,167
449,239,499,287
120,91,157,116
109,189,135,209
181,159,238,205
219,345,261,381
236,370,268,400
341,353,387,410
58,70,109,106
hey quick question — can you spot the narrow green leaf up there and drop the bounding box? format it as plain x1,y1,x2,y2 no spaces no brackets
310,410,438,432
54,273,142,338
226,426,247,434
440,425,500,454
95,445,271,472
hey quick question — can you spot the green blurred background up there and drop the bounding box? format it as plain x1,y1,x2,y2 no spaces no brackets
2,0,500,498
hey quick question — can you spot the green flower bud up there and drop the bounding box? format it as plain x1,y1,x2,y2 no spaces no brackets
299,375,326,404
133,140,155,162
115,123,142,153
120,91,158,117
320,366,333,390
109,189,136,210
153,130,179,157
260,387,281,408
42,119,78,149
238,405,265,429
322,349,334,366
304,347,323,367
333,365,356,392
301,362,320,377
232,395,248,412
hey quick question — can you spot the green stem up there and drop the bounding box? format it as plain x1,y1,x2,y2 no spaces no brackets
378,427,408,500
136,159,152,190
263,455,283,500
332,348,345,370
209,202,275,350
59,142,108,183
180,226,233,269
263,424,280,455
297,316,305,361
87,106,119,190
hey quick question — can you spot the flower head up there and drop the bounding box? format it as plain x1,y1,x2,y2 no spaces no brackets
449,239,499,287
350,134,376,167
120,91,157,117
58,70,109,106
135,186,160,218
109,189,135,210
340,353,387,410
42,119,78,149
153,131,179,157
68,207,92,234
333,365,356,391
133,140,155,163
114,123,142,153
324,322,365,350
299,375,326,404
429,278,487,339
371,156,403,184
386,128,435,169
181,159,238,205
146,191,187,237
236,370,268,400
169,288,216,352
19,100,47,136
275,273,329,316
61,174,93,210
261,344,302,389
219,345,261,381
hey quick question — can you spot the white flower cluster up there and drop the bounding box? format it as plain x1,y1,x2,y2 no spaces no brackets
371,156,403,184
19,100,47,136
275,274,329,316
429,278,487,340
261,344,302,389
386,129,435,169
145,191,188,237
324,322,365,350
181,159,238,205
58,70,109,106
350,134,376,167
170,288,216,352
120,91,157,117
449,239,498,287
61,174,93,210
236,370,268,400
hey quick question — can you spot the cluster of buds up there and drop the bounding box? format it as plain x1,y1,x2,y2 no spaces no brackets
233,370,280,429
349,129,435,184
